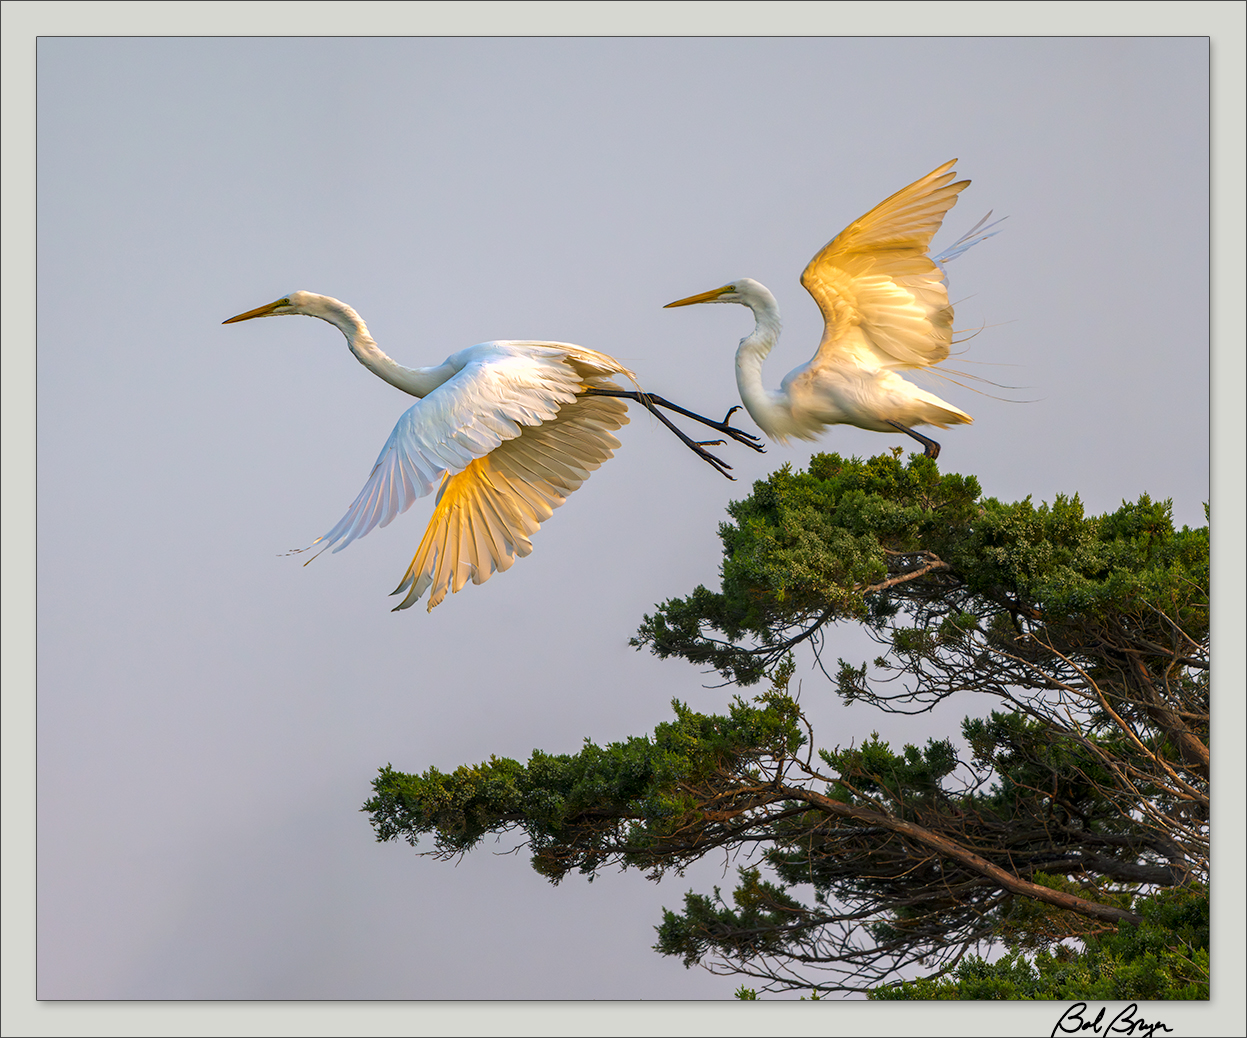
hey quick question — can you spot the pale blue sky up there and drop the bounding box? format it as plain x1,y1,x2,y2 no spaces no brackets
5,3,1244,1033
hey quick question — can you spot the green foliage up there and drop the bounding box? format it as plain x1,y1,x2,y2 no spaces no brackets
871,885,1209,1000
365,694,805,880
634,453,985,684
368,453,1210,997
820,733,958,805
368,685,1198,994
633,452,1208,691
656,868,813,967
989,872,1136,951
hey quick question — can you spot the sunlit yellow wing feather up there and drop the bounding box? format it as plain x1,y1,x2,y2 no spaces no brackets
391,389,629,611
800,158,970,370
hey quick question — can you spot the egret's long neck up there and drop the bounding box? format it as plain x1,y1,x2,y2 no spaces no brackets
733,292,788,437
314,298,453,398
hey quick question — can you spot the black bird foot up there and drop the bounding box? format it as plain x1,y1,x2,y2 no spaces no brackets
581,387,752,477
705,406,766,452
688,441,735,480
886,420,941,459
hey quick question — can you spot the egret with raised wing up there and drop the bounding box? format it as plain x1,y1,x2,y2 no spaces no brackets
665,159,1000,459
224,292,761,611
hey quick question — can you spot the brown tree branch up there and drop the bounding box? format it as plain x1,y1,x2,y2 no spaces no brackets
790,788,1144,927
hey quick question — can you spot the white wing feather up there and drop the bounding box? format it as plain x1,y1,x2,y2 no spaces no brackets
932,211,1006,278
316,344,608,554
312,340,632,610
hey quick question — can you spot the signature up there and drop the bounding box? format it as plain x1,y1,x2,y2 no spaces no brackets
1050,1003,1174,1038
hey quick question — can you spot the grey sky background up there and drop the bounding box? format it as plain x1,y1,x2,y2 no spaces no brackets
6,4,1244,1033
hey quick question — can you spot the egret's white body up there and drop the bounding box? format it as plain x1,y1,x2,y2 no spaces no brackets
225,292,636,612
666,159,997,458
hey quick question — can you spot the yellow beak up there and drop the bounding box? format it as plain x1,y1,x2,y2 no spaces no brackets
222,299,285,324
663,285,734,308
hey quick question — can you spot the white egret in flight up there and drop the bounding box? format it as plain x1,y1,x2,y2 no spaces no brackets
665,159,1000,459
224,292,762,611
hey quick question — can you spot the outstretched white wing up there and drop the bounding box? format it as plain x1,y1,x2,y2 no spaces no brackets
800,159,970,370
313,341,630,610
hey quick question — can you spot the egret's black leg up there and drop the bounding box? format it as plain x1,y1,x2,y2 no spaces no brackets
585,388,735,478
639,395,766,452
886,420,941,459
641,398,737,479
585,388,766,453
